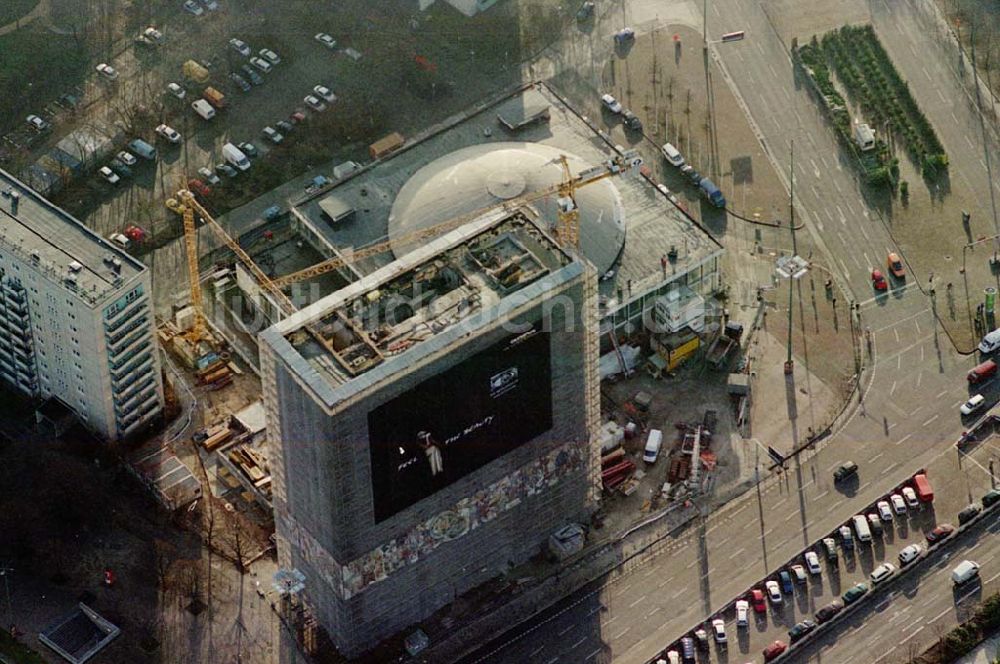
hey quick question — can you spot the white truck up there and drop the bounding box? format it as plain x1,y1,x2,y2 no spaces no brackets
222,142,251,171
191,99,216,120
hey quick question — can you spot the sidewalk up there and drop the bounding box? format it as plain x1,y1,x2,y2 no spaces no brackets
955,633,1000,664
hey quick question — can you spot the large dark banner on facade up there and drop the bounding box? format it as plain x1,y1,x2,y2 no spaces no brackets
368,322,552,522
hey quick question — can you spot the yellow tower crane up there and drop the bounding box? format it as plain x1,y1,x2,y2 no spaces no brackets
176,195,210,345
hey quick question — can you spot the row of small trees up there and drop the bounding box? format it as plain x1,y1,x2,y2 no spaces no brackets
820,25,948,178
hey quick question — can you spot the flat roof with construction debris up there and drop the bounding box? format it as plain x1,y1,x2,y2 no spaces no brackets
290,82,721,310
0,168,145,306
264,208,577,398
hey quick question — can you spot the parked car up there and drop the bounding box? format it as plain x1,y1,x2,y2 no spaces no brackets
614,27,636,44
870,562,897,585
250,56,272,73
238,142,259,158
961,394,987,415
871,268,888,291
952,560,981,586
926,523,955,546
749,589,766,613
240,64,263,85
661,142,685,166
155,124,181,143
622,110,643,131
867,513,883,536
276,119,294,133
959,503,982,525
260,48,281,64
679,636,695,662
710,618,726,644
899,543,923,566
197,166,221,185
117,151,137,166
109,159,132,178
343,47,362,61
229,38,252,56
820,538,837,562
315,32,337,49
99,166,120,184
815,599,844,623
576,1,595,20
887,252,905,278
788,620,816,643
890,494,907,515
839,525,855,550
200,0,219,9
735,600,749,627
187,178,211,197
262,126,283,144
790,564,807,583
95,63,119,80
289,110,307,124
764,580,782,604
166,82,186,99
26,115,50,131
183,0,204,15
802,551,822,577
304,94,327,111
842,582,868,605
983,488,1000,509
778,570,793,594
143,27,164,43
229,72,251,92
763,640,787,662
215,163,238,178
902,487,920,508
313,84,336,102
601,93,623,114
877,500,893,522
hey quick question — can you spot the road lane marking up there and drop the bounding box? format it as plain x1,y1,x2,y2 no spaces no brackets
813,490,828,501
628,595,646,608
894,329,900,343
910,406,923,416
936,389,948,399
646,606,661,619
900,626,924,644
870,452,884,463
922,414,939,427
559,624,575,636
890,380,897,395
613,627,630,640
930,607,950,623
729,547,746,560
531,646,546,657
895,434,913,447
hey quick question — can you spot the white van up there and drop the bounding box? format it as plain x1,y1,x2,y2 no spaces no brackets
643,429,663,463
979,328,1000,354
191,98,215,120
952,560,980,585
852,514,872,542
222,142,251,171
660,142,684,167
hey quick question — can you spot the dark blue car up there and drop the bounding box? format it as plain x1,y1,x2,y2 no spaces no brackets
779,570,794,594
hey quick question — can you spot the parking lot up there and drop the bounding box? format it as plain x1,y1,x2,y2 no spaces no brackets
657,439,1000,664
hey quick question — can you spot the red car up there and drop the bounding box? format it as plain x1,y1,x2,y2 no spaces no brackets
926,523,955,546
289,110,307,124
871,268,888,291
750,588,766,613
763,640,788,661
187,178,211,197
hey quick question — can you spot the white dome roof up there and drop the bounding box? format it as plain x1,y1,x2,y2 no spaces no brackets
388,142,626,273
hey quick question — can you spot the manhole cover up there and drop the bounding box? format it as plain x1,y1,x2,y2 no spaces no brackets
944,255,952,261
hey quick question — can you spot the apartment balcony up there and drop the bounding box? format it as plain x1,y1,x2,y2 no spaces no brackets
114,381,157,416
105,314,149,348
107,328,150,359
104,300,147,334
119,395,161,433
114,374,155,404
111,352,153,384
2,308,29,330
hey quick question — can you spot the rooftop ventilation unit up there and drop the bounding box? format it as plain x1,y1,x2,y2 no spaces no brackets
68,261,83,273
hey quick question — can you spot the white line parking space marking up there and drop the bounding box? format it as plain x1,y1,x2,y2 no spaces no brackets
895,433,912,446
922,414,939,427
